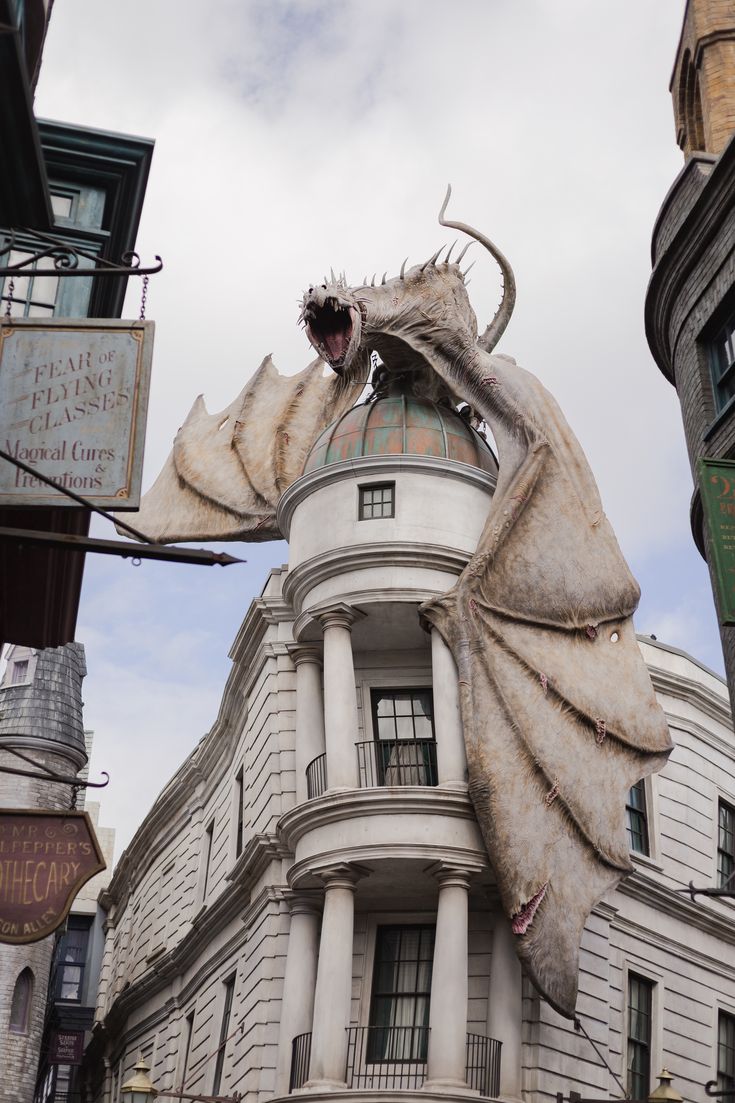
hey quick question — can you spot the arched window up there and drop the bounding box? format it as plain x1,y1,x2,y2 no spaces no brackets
677,50,707,154
9,967,33,1033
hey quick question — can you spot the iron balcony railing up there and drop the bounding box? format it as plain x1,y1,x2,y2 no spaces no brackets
290,1032,312,1092
466,1032,502,1099
356,739,438,788
289,1028,501,1096
346,1025,429,1089
306,753,327,799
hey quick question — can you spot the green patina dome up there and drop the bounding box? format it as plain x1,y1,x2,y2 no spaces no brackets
303,393,497,474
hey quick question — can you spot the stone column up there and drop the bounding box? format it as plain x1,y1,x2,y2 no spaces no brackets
306,866,363,1089
426,866,473,1090
487,914,523,1101
274,893,322,1095
290,647,325,803
318,606,360,791
430,629,467,789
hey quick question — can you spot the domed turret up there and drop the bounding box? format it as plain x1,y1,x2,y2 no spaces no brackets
304,393,497,475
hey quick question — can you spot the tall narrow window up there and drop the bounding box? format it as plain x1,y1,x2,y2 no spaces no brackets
719,1011,735,1092
719,802,735,889
179,1011,195,1100
234,769,244,859
202,820,215,900
368,926,435,1061
366,689,437,787
626,781,649,856
711,315,735,413
9,967,33,1032
212,976,236,1095
11,659,29,685
54,917,91,1002
627,973,653,1099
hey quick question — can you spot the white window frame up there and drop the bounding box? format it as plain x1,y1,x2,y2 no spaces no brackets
714,997,735,1088
628,774,663,870
357,911,436,1031
622,960,663,1097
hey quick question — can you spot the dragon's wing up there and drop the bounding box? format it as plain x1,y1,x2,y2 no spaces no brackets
422,353,672,1019
125,356,362,543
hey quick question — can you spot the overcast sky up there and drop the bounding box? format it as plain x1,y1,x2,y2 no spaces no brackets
33,0,718,857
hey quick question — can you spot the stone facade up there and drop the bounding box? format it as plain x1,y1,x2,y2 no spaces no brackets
646,0,735,708
83,435,735,1103
0,644,88,1103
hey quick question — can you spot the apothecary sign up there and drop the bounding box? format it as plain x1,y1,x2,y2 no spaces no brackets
0,809,105,945
0,318,153,509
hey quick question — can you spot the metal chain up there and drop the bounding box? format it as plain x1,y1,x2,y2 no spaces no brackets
4,277,14,320
139,274,149,321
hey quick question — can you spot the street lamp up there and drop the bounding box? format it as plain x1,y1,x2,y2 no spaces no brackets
121,1056,242,1103
121,1058,156,1102
649,1069,684,1103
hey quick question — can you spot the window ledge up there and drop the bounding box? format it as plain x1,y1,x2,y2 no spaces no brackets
630,851,663,874
704,395,735,441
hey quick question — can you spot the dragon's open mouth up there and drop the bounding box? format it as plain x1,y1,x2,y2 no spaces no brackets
304,299,356,371
511,883,547,935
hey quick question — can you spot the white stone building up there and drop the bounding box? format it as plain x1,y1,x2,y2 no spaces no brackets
86,391,735,1103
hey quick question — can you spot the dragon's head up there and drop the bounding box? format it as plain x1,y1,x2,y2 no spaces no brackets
299,186,516,394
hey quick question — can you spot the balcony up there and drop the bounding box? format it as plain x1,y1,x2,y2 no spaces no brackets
289,1028,501,1097
356,740,438,788
306,753,327,800
305,740,439,800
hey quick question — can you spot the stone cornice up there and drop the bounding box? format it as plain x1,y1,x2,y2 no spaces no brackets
282,542,470,617
618,867,735,950
226,832,291,890
278,787,478,852
645,135,733,381
104,595,288,910
277,454,495,538
648,665,732,728
100,838,288,1031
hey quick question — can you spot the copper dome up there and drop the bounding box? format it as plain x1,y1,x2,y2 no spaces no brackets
303,394,497,474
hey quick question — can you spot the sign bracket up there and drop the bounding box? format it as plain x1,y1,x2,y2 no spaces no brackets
0,449,243,568
0,228,163,279
0,745,110,807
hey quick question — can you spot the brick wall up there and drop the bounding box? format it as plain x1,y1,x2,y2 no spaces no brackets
671,0,735,158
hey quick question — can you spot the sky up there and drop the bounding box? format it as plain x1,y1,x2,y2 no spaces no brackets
31,0,722,857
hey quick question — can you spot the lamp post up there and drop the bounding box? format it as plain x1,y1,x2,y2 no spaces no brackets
649,1069,684,1103
121,1058,156,1103
121,1057,242,1103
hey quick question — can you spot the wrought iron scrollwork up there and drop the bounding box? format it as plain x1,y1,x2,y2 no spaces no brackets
0,228,163,278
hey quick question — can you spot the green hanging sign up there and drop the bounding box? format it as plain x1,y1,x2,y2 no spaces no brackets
699,458,735,626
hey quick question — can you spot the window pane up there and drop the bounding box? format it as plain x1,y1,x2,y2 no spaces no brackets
719,802,735,888
719,1011,735,1090
626,781,649,856
50,193,73,218
368,926,435,1062
359,483,394,520
627,974,653,1098
31,273,59,303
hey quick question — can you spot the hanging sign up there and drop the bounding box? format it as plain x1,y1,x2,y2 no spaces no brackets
699,458,735,625
0,809,105,944
0,318,153,510
49,1030,86,1065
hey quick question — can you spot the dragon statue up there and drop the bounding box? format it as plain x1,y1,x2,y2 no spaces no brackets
130,189,673,1019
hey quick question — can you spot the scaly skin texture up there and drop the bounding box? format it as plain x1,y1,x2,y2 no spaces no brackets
127,198,673,1017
